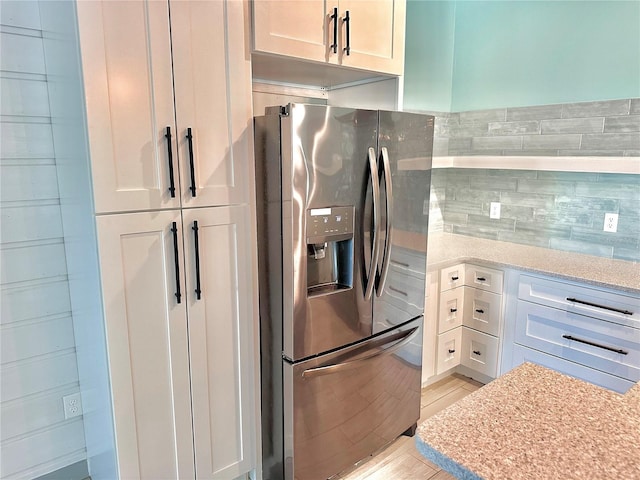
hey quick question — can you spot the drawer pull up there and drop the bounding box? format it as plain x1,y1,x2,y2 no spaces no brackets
566,297,633,316
388,286,408,297
475,309,485,314
450,308,457,313
391,259,410,268
476,277,486,282
562,335,628,355
448,349,456,354
473,350,481,356
451,276,459,281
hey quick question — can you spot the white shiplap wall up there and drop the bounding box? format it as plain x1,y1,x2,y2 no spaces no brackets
0,2,87,478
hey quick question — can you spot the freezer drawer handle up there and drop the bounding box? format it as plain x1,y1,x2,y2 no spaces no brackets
376,147,394,297
330,7,338,54
192,221,202,300
186,127,196,197
171,222,182,304
165,126,176,198
562,335,628,355
388,285,407,296
566,297,633,316
301,327,419,379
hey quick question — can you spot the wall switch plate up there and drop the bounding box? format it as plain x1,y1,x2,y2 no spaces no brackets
603,213,618,232
63,393,83,419
489,202,501,219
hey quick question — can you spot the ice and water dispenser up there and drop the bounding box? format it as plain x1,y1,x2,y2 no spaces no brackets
306,206,354,296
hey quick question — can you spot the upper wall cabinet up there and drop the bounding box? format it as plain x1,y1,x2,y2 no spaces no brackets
78,1,249,213
252,0,406,77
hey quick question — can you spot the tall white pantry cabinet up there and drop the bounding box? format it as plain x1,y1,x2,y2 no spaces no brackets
40,1,259,479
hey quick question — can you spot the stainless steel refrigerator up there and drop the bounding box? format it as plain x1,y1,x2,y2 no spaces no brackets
254,104,434,480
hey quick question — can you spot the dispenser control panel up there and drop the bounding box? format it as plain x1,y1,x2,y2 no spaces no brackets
307,206,353,243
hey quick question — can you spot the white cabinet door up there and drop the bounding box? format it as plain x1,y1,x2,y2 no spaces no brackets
252,0,332,63
171,0,252,208
183,206,255,479
96,210,194,479
77,1,179,213
338,0,405,74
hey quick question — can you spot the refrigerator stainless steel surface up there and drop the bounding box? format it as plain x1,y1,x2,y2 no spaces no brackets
255,104,434,480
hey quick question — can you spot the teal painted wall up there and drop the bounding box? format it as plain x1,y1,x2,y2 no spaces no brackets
403,1,640,112
403,0,456,112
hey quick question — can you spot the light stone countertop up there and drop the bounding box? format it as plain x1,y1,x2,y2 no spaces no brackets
415,362,640,480
423,233,640,295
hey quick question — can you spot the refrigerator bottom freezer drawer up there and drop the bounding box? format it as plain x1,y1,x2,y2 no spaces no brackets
284,318,423,480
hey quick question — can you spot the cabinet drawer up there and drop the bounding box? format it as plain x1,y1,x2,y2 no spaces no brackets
463,288,502,336
515,301,640,382
436,327,462,375
511,345,635,394
383,265,425,314
465,265,503,294
438,287,464,334
518,274,639,329
461,327,499,379
440,264,465,292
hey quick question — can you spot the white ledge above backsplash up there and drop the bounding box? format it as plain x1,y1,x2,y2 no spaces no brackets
431,156,640,174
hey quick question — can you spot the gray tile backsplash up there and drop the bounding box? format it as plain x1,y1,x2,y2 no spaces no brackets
429,168,640,262
432,98,640,156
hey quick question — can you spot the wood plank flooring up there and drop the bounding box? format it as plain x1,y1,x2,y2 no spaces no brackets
336,373,484,480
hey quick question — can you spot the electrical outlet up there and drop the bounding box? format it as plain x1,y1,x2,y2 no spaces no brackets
489,202,501,219
63,393,83,419
603,213,618,233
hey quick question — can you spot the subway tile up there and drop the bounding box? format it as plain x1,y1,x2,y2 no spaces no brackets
512,221,573,238
549,238,613,257
553,196,619,215
596,173,640,185
533,208,594,227
558,149,625,156
581,133,640,150
466,213,516,230
506,104,563,121
466,150,505,156
619,198,640,218
441,211,470,224
486,169,538,179
629,98,640,115
540,117,604,134
574,182,640,200
447,123,489,138
604,115,640,133
467,176,517,191
522,134,581,150
451,225,500,240
502,149,560,156
488,121,539,135
516,179,576,195
458,109,506,124
448,168,490,177
448,137,472,152
451,188,501,204
571,227,640,250
432,137,449,157
612,247,640,262
562,99,630,118
472,136,522,150
495,204,535,221
443,201,484,215
623,150,640,157
500,191,556,209
537,171,598,182
497,230,551,248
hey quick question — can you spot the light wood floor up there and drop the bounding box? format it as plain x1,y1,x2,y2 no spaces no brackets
336,373,484,480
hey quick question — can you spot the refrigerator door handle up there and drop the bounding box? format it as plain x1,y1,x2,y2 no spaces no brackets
376,146,393,297
301,326,419,379
364,147,381,301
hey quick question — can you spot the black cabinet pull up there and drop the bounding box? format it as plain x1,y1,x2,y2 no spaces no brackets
450,308,457,313
451,276,459,281
330,7,338,54
186,127,196,197
448,349,456,354
566,297,633,316
192,221,202,300
343,10,351,55
165,126,176,198
476,277,486,282
171,222,182,304
475,309,485,314
562,335,628,355
473,350,481,356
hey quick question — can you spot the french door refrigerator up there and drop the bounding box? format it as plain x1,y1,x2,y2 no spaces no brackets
254,104,434,480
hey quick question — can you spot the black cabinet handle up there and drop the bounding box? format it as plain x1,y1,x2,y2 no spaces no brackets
566,297,633,316
192,221,202,300
171,222,181,304
330,7,338,54
562,335,628,355
448,349,456,354
451,276,459,281
343,10,351,55
476,277,486,282
165,126,176,197
186,127,196,197
473,350,481,356
475,309,485,314
450,308,457,313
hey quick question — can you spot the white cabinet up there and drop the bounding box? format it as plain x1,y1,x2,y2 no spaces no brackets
436,327,462,376
252,0,406,75
78,0,248,213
